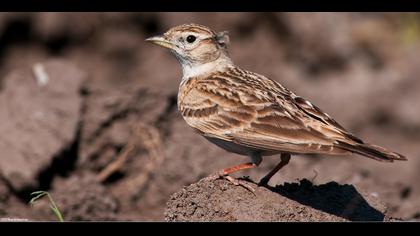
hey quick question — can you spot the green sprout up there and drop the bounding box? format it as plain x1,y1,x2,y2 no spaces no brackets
29,191,64,222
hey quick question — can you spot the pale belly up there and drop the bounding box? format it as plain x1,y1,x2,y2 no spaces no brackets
204,136,281,157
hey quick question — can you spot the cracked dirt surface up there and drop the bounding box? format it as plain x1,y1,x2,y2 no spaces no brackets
0,13,419,221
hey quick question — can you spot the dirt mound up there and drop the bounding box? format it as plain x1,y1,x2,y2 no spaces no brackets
165,178,393,222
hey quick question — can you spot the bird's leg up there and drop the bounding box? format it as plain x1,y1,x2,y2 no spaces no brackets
219,162,257,176
218,163,258,193
258,153,291,186
206,153,262,193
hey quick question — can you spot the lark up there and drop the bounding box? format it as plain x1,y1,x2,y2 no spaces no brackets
146,23,407,191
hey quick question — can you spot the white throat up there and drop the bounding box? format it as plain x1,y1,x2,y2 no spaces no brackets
180,56,233,82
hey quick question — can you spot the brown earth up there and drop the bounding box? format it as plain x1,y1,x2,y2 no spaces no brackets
165,178,394,222
0,12,419,221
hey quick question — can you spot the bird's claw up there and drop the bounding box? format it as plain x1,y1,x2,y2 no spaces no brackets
224,175,256,194
204,171,256,195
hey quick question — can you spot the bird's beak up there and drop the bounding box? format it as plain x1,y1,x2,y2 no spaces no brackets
145,35,174,49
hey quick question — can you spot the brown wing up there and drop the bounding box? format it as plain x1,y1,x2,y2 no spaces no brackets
178,67,406,161
178,69,349,155
281,83,406,161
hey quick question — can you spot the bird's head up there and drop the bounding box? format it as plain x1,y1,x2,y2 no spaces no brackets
146,24,232,76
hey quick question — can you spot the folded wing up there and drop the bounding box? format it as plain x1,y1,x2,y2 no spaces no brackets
178,69,406,161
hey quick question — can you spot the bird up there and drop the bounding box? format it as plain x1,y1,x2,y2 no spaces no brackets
146,23,407,191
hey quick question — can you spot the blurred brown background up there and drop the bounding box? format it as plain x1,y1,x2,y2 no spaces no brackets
0,12,419,221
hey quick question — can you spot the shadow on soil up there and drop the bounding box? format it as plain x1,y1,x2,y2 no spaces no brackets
259,178,385,221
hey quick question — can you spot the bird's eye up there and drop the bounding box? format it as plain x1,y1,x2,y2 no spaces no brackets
186,35,196,43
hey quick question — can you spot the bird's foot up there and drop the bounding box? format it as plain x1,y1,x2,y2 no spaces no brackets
203,172,222,182
223,175,256,194
204,171,255,194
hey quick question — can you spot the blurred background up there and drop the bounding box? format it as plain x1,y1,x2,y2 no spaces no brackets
0,12,419,221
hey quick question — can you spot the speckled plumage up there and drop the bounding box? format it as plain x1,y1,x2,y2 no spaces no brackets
178,65,405,161
147,23,406,187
